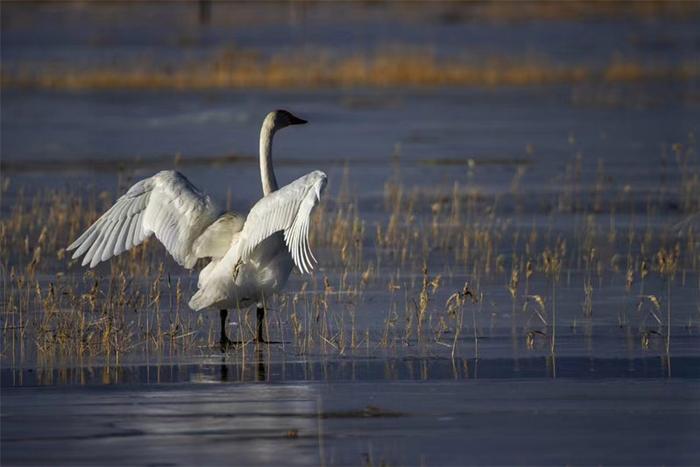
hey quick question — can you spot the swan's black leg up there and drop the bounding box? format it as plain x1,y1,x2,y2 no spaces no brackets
256,306,266,343
220,309,232,351
256,346,266,381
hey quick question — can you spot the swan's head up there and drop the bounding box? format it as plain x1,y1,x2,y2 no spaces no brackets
264,109,307,132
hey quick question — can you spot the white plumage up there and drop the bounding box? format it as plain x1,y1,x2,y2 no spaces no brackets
68,171,219,268
187,170,326,312
235,170,326,274
68,110,326,342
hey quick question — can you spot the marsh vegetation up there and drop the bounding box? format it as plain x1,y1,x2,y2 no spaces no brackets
3,136,699,376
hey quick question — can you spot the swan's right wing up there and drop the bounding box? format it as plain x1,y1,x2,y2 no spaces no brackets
235,170,327,274
68,170,219,268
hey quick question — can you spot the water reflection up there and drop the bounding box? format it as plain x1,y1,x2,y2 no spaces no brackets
3,355,697,387
219,347,267,383
2,382,321,466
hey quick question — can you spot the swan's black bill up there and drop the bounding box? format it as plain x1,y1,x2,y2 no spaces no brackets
290,115,308,125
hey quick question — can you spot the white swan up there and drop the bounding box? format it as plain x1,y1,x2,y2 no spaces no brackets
67,110,327,346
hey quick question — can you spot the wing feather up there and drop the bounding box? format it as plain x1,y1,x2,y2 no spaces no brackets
84,228,106,267
80,233,97,267
114,216,131,256
102,215,125,261
234,170,327,274
68,170,220,268
71,221,97,248
125,213,137,249
73,226,100,258
133,211,146,246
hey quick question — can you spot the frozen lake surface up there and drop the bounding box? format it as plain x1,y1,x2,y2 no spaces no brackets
3,364,700,465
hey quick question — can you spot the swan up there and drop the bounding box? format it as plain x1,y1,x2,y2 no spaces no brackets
67,110,327,347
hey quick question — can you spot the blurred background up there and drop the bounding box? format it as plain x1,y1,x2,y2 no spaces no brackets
2,1,699,207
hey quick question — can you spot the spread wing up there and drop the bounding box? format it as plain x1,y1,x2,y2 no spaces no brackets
235,170,327,274
67,170,220,268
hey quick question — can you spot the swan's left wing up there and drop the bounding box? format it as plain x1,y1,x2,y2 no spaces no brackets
67,170,219,268
235,170,327,274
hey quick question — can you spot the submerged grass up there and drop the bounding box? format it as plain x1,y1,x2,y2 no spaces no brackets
2,137,700,369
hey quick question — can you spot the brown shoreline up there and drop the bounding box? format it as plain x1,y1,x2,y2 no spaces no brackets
4,54,698,91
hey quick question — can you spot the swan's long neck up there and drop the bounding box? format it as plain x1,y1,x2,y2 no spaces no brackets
259,118,278,195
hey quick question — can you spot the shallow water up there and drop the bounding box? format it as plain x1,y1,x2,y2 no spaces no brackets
2,3,700,465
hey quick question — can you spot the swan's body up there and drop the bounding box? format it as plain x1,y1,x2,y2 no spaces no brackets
189,169,326,311
67,110,326,344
